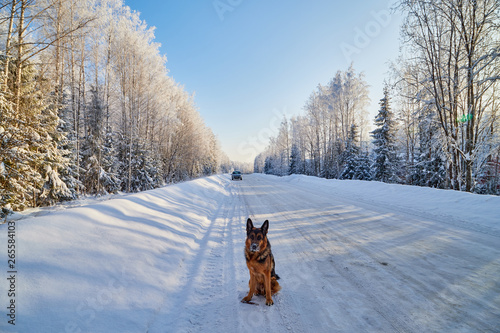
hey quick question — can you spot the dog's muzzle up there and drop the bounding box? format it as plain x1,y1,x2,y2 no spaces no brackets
250,243,259,252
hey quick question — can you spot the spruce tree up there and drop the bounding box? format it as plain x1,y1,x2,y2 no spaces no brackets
354,152,372,180
371,87,400,183
56,103,80,199
289,144,302,175
81,87,103,194
120,139,158,193
264,156,273,175
81,87,121,195
410,109,446,189
22,63,73,206
0,89,17,217
340,124,361,180
100,128,122,193
1,60,73,212
37,104,74,206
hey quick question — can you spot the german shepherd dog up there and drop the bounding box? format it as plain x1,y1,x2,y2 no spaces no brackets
241,218,281,306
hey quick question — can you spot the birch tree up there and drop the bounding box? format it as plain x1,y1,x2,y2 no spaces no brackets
398,0,500,192
1,0,227,213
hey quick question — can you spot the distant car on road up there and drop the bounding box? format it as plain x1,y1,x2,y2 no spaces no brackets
231,171,242,180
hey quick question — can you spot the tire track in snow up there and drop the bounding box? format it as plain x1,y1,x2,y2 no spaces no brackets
284,213,417,333
148,178,253,332
221,182,241,329
145,176,232,332
187,180,243,331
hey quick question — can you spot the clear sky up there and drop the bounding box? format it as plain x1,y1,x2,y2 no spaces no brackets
123,0,402,163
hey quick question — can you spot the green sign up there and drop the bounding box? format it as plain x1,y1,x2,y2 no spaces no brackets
457,113,473,123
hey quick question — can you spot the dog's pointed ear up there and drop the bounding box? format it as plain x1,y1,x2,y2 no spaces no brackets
261,220,269,236
246,218,254,235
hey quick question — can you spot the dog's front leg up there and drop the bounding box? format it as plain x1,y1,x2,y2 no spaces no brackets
264,270,273,306
242,273,256,303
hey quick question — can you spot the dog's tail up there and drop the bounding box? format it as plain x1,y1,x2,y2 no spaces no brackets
271,273,281,294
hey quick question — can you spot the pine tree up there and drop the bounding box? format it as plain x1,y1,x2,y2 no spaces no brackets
81,87,103,194
354,152,372,180
410,108,447,189
100,128,122,193
37,103,74,206
371,87,400,183
0,60,73,211
340,124,361,179
119,139,158,193
0,70,41,211
0,88,17,217
23,64,74,206
56,103,81,199
264,156,273,175
116,133,131,192
80,87,122,195
79,89,121,194
289,144,302,175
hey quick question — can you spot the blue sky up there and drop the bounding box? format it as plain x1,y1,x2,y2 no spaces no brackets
124,0,402,163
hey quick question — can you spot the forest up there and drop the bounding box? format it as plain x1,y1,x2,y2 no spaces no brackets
1,0,499,218
0,0,231,217
255,0,500,195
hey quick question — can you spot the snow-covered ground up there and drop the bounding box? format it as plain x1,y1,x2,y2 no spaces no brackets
1,174,499,332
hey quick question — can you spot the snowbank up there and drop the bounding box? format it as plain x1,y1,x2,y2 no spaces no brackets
1,176,231,333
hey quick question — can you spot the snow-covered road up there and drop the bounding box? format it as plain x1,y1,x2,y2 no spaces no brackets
1,174,499,332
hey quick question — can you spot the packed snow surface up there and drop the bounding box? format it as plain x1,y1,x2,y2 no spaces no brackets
1,174,499,332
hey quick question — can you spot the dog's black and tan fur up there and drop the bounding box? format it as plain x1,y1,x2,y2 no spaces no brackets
242,218,281,306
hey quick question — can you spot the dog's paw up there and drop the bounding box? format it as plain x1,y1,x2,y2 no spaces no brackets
265,299,274,306
241,296,252,303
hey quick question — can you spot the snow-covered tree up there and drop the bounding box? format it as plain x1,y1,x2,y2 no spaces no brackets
256,66,369,180
353,152,372,181
398,0,500,192
0,0,227,214
0,57,74,211
0,88,17,217
340,124,361,180
289,144,302,175
371,87,400,183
